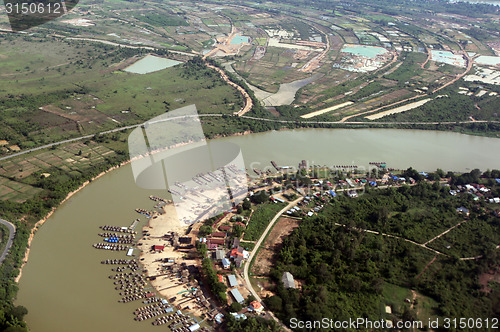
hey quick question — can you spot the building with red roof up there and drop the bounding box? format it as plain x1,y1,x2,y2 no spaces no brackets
211,232,227,238
249,301,264,313
153,245,165,252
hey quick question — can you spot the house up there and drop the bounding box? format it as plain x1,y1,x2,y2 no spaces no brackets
153,245,165,252
231,238,240,249
217,274,224,283
465,184,476,192
227,274,238,287
179,237,192,244
207,243,218,250
234,257,244,268
207,238,225,246
230,246,249,260
214,313,224,324
231,312,247,320
489,197,500,204
235,222,246,228
230,288,245,304
222,258,231,269
249,301,264,313
188,323,200,332
456,207,470,216
230,247,244,259
282,272,295,289
211,232,227,238
274,197,285,203
219,225,231,232
214,249,226,260
347,191,358,198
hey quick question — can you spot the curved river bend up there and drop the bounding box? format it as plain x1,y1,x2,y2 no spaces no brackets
17,129,500,332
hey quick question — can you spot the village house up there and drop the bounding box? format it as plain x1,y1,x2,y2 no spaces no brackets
456,206,470,216
249,301,264,313
282,271,296,289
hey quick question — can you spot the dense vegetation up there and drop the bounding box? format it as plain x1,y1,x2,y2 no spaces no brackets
243,202,286,241
225,315,281,332
267,179,500,330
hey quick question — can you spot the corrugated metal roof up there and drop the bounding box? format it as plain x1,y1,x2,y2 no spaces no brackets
227,274,238,287
230,288,245,303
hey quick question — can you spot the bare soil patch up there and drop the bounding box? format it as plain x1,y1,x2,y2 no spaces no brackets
251,217,300,276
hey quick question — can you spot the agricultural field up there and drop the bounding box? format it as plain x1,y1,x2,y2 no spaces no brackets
0,0,498,126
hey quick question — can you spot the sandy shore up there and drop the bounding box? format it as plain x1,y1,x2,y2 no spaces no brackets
15,161,130,283
14,127,256,285
137,205,208,313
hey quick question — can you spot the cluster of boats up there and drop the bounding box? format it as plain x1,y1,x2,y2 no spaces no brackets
94,215,204,330
99,225,136,233
149,195,170,202
152,312,192,328
110,261,139,273
135,208,153,217
119,291,156,303
143,297,164,304
103,237,134,244
134,302,174,321
369,162,387,166
93,243,128,250
99,232,135,240
101,259,134,265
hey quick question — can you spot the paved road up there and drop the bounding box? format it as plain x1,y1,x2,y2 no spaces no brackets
0,218,16,265
243,198,302,331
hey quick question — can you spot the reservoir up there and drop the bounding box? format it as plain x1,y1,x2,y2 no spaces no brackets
230,34,250,45
430,50,466,68
123,55,182,74
16,129,500,332
341,44,388,58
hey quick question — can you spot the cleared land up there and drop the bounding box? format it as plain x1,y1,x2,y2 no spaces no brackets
251,217,300,276
365,98,432,120
300,101,354,118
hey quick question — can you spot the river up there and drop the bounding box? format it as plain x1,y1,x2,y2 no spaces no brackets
16,128,500,332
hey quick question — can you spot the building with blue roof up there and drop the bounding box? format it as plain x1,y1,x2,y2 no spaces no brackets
222,258,231,269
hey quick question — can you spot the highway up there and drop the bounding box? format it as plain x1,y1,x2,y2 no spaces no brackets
0,218,16,265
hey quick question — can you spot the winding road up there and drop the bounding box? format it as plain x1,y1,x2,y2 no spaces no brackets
0,218,16,265
243,198,302,330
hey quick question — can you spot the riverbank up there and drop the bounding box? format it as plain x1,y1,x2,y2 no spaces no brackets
14,160,131,283
12,124,500,286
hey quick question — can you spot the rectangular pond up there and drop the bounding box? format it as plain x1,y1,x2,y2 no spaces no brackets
475,55,500,66
430,50,466,68
230,34,250,45
341,44,388,58
123,55,182,74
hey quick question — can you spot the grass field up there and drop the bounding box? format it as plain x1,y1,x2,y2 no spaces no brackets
243,202,286,241
382,283,438,324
